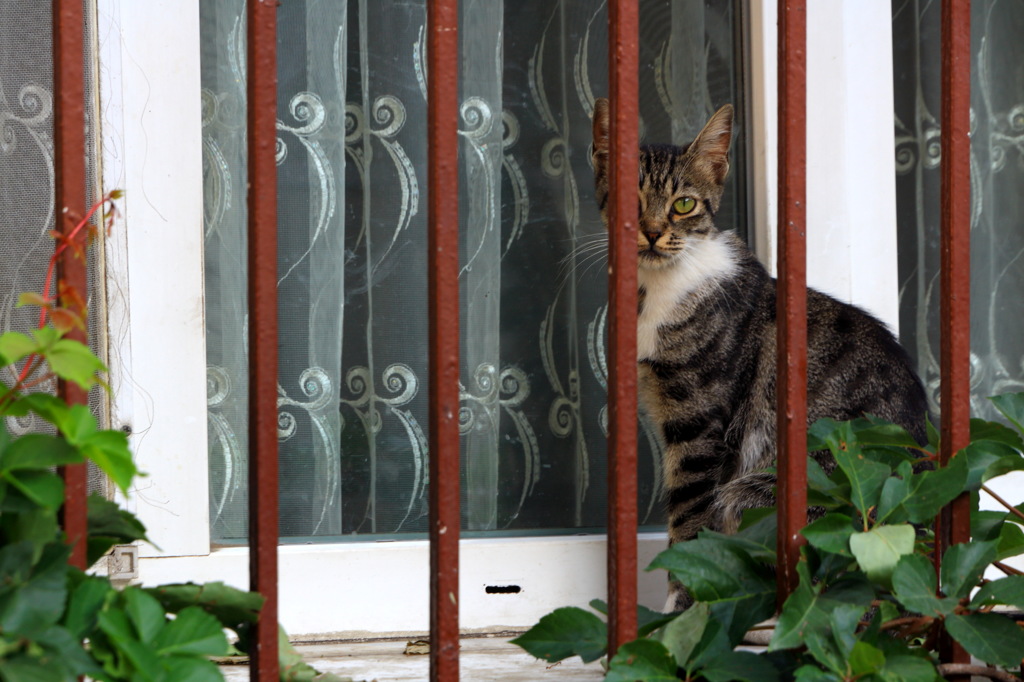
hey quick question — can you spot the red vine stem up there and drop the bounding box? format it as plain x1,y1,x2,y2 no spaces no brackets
982,484,1024,523
11,194,117,389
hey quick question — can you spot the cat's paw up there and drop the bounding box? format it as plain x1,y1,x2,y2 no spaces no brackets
663,585,693,613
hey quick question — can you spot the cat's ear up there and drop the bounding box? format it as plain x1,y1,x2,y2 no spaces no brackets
592,98,611,163
690,104,733,184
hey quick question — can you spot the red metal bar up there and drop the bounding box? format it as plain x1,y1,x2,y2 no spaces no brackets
52,0,88,571
937,0,971,669
775,0,808,606
427,1,461,679
606,0,640,657
246,1,279,679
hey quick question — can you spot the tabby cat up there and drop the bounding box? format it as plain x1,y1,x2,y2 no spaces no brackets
590,99,928,610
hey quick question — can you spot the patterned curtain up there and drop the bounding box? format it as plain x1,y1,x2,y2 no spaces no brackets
201,0,745,542
0,5,106,499
893,0,1024,421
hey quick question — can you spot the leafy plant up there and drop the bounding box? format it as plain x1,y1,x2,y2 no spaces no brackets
513,400,1024,680
0,196,355,681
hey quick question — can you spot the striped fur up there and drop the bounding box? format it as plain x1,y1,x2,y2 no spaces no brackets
592,99,927,610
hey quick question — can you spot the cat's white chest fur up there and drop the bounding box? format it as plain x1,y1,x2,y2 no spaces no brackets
636,234,738,361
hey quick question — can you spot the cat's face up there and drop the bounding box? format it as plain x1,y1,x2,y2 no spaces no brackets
591,100,734,271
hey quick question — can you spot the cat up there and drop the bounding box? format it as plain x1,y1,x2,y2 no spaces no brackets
590,98,928,610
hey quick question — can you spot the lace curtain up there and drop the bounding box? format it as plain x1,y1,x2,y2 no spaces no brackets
201,0,745,542
0,5,106,497
893,0,1024,421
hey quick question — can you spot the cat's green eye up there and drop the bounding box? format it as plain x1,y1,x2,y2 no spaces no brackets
672,197,697,215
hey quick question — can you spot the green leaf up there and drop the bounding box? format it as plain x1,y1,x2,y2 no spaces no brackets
33,623,106,679
945,612,1024,668
807,457,847,508
970,575,1024,611
855,415,925,450
0,653,79,682
963,439,1024,490
87,494,148,565
0,434,83,471
770,564,873,651
940,540,997,600
972,510,1007,541
971,417,1024,451
43,338,107,391
700,512,778,563
903,454,968,524
161,656,224,682
604,639,679,682
96,609,162,679
144,581,263,633
877,654,940,682
648,538,773,604
997,520,1024,562
891,553,958,617
803,603,863,674
982,453,1024,485
4,470,64,510
63,573,113,639
655,602,708,668
124,587,166,645
0,331,37,364
875,463,912,525
848,641,885,676
648,537,776,644
0,542,70,636
828,424,891,520
591,599,679,639
699,650,780,682
926,414,940,450
801,514,854,556
509,607,606,664
849,524,916,588
990,393,1024,435
794,666,844,682
152,606,228,656
80,430,136,494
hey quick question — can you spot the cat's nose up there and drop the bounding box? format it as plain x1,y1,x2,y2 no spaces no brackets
644,231,662,245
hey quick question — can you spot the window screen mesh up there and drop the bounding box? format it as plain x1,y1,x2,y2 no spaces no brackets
1,3,108,498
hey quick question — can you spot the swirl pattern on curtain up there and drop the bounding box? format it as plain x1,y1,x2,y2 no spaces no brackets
893,0,1024,421
200,0,745,542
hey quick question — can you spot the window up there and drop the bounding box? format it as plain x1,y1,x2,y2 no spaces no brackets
96,0,918,636
199,0,747,543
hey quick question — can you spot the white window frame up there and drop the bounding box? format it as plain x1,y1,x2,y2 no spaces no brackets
96,0,938,638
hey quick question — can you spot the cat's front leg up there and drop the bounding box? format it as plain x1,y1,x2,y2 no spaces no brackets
662,436,728,545
661,434,729,612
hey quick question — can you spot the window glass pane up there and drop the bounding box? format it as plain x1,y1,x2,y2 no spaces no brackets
1,5,108,496
201,0,747,543
893,0,1024,420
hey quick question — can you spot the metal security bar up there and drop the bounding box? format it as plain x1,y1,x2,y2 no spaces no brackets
52,0,88,572
426,1,462,680
606,0,641,656
938,0,972,669
775,0,809,603
43,1,977,680
245,0,281,679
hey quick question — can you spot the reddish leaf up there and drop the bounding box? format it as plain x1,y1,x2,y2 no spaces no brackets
16,292,51,309
49,308,85,334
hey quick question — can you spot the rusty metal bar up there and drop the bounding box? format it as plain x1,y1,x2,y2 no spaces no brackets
246,1,279,679
606,0,640,657
52,0,88,571
775,0,808,606
427,1,461,679
937,0,971,669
